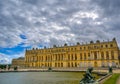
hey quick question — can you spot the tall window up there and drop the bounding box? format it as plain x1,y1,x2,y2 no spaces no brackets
58,63,60,67
71,54,73,60
84,47,86,50
88,53,90,60
101,52,104,59
101,52,104,56
101,55,104,60
75,48,76,50
111,51,114,59
45,63,47,67
84,53,86,60
68,63,70,67
75,62,77,67
106,51,109,59
75,54,77,60
61,63,63,67
58,54,60,61
46,56,47,61
94,52,97,60
80,53,82,60
55,63,57,67
61,54,63,60
42,56,43,61
56,55,57,60
68,54,70,60
48,63,50,67
71,62,73,67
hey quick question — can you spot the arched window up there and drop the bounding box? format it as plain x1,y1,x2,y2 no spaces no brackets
75,48,76,50
58,63,60,67
112,56,114,60
48,63,49,67
106,51,109,60
101,52,104,58
71,62,74,67
68,62,70,67
101,45,103,48
80,53,82,60
80,47,82,50
58,54,60,61
61,54,63,60
42,56,43,61
75,54,77,60
55,63,57,67
84,53,86,60
50,63,51,67
84,47,86,50
111,51,114,59
68,54,70,60
101,55,104,60
75,62,77,67
94,52,97,60
45,63,47,67
71,54,73,60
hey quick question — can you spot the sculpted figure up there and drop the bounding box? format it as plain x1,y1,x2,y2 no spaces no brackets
80,67,95,84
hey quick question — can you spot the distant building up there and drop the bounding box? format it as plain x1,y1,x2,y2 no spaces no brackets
12,57,25,68
25,38,120,68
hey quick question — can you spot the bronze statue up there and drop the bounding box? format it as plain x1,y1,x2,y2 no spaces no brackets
109,66,113,73
80,67,95,84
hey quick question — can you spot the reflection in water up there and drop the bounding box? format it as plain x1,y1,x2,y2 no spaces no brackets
0,72,100,84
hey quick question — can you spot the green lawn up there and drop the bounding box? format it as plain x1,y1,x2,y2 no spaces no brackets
103,74,120,84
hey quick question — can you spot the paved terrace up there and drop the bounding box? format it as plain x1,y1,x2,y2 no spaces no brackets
1,67,120,73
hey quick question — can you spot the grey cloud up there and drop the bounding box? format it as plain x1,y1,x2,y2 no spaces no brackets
93,0,120,40
0,0,120,48
94,0,120,16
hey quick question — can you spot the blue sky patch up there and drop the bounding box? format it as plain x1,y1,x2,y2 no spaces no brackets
20,34,27,39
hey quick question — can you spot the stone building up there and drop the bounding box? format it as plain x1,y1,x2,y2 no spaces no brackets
12,57,25,68
25,38,120,68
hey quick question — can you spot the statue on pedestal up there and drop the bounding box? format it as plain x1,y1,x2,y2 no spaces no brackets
108,66,113,73
80,67,95,84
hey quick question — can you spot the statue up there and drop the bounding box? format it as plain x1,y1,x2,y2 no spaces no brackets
14,66,18,71
108,66,113,73
80,67,95,84
48,67,52,71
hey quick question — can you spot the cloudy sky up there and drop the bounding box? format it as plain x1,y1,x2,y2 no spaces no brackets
0,0,120,64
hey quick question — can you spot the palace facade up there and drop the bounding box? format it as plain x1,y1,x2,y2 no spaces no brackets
25,38,120,68
12,57,25,68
